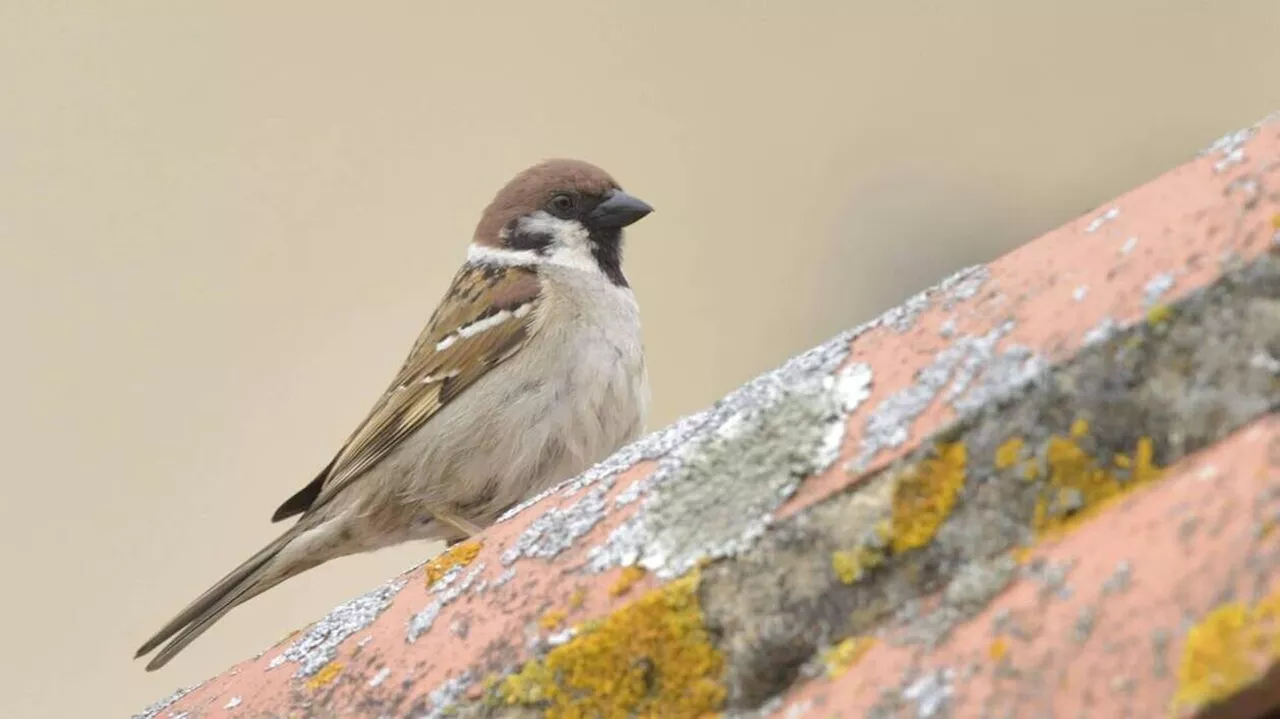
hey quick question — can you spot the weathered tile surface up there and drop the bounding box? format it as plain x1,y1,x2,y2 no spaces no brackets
138,111,1280,719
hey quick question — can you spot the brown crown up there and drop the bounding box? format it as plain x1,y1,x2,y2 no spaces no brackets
473,159,620,247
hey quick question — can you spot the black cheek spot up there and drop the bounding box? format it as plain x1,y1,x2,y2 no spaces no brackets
504,219,554,254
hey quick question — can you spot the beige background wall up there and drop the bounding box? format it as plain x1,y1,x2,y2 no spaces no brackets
1,2,1276,717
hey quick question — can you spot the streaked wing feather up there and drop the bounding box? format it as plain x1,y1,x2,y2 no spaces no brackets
301,264,541,513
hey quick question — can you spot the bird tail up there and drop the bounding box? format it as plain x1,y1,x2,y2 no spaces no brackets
135,525,305,671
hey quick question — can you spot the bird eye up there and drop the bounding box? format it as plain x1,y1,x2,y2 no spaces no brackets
548,193,578,218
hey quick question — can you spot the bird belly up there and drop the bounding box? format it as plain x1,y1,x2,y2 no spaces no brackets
374,312,647,540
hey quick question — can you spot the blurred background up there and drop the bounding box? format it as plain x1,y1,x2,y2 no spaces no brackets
1,2,1276,716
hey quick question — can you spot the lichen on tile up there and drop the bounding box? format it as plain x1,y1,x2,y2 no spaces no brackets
858,320,1045,469
270,576,407,678
420,671,475,719
1031,432,1161,538
131,684,200,719
889,442,968,554
587,365,856,580
424,540,482,587
583,328,864,579
498,573,725,718
821,636,876,678
408,562,485,642
1172,588,1280,713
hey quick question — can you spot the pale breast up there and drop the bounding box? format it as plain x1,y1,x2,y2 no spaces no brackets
385,266,647,531
525,268,648,477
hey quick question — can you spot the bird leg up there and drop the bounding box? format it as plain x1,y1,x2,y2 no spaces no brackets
432,508,483,539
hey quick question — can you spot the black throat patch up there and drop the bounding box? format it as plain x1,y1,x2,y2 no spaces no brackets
590,227,628,287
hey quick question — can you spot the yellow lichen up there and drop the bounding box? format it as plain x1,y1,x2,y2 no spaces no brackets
568,587,587,610
1260,518,1278,541
540,608,568,631
499,573,725,718
822,636,876,678
1070,418,1089,438
1172,589,1280,713
1146,303,1174,327
1255,591,1280,656
988,637,1009,662
1032,433,1160,537
1271,212,1280,230
1021,460,1040,481
994,437,1024,470
305,661,344,690
890,442,967,554
609,565,647,597
424,540,483,587
831,521,892,585
831,545,886,585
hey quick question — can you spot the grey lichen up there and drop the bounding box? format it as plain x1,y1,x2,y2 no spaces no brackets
418,671,474,719
940,265,989,308
589,372,851,580
1143,272,1176,307
1198,109,1279,171
943,556,1018,615
131,684,199,719
584,327,866,578
882,264,988,332
500,483,609,566
1102,560,1132,595
857,319,1046,469
1073,604,1098,643
408,562,485,642
900,667,956,718
270,576,407,677
948,343,1047,417
1082,316,1118,346
1026,557,1075,600
1085,206,1121,233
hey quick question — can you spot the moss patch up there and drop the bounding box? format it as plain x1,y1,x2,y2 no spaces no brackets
499,573,725,718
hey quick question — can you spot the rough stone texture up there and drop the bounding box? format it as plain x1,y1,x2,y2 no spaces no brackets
138,111,1280,719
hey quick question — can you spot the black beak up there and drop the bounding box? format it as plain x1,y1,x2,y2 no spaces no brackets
589,189,653,229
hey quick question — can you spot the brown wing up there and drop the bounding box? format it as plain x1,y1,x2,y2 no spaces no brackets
271,263,542,522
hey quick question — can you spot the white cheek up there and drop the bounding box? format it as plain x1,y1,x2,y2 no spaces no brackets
518,212,598,274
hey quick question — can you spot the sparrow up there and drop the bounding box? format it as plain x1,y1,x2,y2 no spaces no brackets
136,158,653,670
